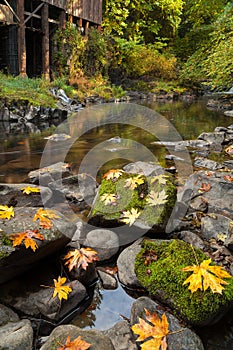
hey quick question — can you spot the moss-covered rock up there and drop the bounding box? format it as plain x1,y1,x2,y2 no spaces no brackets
89,171,176,233
135,239,233,326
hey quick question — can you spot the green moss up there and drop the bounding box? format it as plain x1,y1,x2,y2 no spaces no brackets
91,172,176,230
135,239,233,325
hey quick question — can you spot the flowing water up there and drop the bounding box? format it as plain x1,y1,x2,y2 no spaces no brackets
1,97,233,348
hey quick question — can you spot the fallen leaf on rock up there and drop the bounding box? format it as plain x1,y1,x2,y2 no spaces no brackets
103,169,124,180
132,308,169,350
100,193,118,205
0,205,14,220
150,174,168,185
57,335,91,350
225,145,233,155
21,186,40,194
223,175,233,182
142,250,158,266
146,190,168,206
33,208,60,229
64,247,99,271
53,276,72,301
124,175,144,190
198,182,211,193
182,258,232,294
120,208,141,226
10,229,44,252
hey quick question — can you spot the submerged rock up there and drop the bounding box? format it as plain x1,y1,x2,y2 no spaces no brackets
0,319,33,350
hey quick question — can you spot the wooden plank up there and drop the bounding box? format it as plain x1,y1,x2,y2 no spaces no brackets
17,0,27,77
42,0,66,10
41,3,50,80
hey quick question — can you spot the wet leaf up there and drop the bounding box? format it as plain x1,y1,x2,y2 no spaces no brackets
0,205,14,220
198,183,211,193
57,335,91,350
64,247,99,271
103,169,124,180
21,186,40,194
124,175,144,190
100,193,118,205
132,309,169,350
10,229,44,251
223,175,233,182
120,208,141,226
182,258,232,294
33,208,60,229
146,190,168,206
53,276,72,301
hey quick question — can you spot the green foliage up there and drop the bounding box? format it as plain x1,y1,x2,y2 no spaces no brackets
135,239,233,325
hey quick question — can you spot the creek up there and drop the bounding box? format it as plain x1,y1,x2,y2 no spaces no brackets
1,97,233,349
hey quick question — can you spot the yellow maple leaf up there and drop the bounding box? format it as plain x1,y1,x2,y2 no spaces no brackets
10,229,44,252
124,175,144,190
120,208,141,226
132,309,169,350
64,247,99,271
103,169,124,180
57,335,91,350
0,205,14,220
21,186,40,194
146,190,168,206
100,193,118,205
150,174,168,185
182,258,232,294
53,276,72,301
33,208,60,229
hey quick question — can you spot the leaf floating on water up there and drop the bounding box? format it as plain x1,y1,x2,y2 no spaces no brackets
10,229,44,252
120,208,141,226
100,193,118,205
146,190,168,206
0,205,14,220
182,258,232,294
124,175,144,190
64,247,99,271
103,169,124,180
52,276,72,301
57,335,91,350
132,308,169,350
21,186,40,194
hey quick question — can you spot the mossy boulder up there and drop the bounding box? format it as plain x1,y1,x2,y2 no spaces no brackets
89,171,176,233
135,239,233,326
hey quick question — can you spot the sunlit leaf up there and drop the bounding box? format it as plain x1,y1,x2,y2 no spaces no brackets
100,193,118,205
182,258,232,294
124,175,144,190
150,174,169,185
132,309,169,350
0,205,14,220
103,169,124,180
198,183,211,193
225,145,233,155
57,335,91,350
21,186,40,194
223,175,233,182
10,229,44,252
53,276,72,301
120,208,141,226
146,190,168,206
64,247,99,271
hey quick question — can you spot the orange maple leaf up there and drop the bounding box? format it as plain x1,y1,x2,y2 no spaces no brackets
57,335,91,350
103,169,124,180
132,309,169,350
223,175,233,182
9,229,44,251
64,247,99,271
198,182,211,193
33,208,60,229
182,258,232,294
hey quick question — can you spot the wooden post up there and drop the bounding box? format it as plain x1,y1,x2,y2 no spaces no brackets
59,9,66,29
41,3,50,80
17,0,27,77
85,21,89,37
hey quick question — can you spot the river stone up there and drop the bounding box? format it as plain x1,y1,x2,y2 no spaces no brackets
103,320,137,350
83,229,120,261
178,231,205,250
0,304,19,326
0,183,52,207
201,213,233,246
0,280,87,322
194,157,223,170
69,261,98,286
0,207,75,283
97,269,118,290
40,324,114,350
28,162,72,185
131,297,204,350
179,170,233,218
0,319,33,350
123,161,164,176
117,238,143,289
198,131,225,145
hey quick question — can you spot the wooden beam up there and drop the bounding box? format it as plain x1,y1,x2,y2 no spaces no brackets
59,9,66,28
17,0,27,77
3,0,20,22
41,3,50,80
84,20,89,36
24,2,44,25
